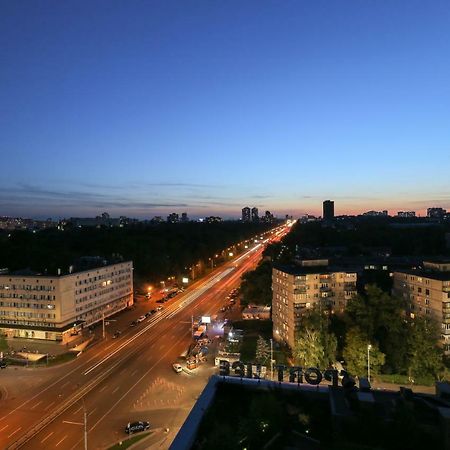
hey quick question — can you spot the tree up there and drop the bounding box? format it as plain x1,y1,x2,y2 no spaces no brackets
255,335,270,365
407,316,442,381
300,308,337,368
343,327,385,377
240,260,273,306
293,327,323,367
345,284,405,342
345,284,407,372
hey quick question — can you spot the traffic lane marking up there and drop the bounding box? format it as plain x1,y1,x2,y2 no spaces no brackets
45,401,55,411
99,384,108,393
55,434,67,447
30,400,43,410
112,386,119,394
0,424,9,432
40,431,54,443
8,426,22,438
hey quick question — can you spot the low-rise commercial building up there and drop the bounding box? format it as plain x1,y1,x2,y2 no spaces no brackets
0,259,133,342
392,259,450,353
272,259,357,348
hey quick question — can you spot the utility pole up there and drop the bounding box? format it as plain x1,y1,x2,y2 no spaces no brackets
191,315,194,337
102,312,105,339
367,344,372,383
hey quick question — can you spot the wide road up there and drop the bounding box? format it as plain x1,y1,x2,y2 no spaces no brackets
1,226,288,449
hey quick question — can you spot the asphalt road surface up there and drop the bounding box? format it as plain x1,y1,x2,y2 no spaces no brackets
0,227,288,449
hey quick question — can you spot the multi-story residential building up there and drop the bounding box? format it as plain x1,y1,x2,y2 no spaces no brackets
427,207,447,220
167,212,179,223
0,259,133,342
397,211,416,218
251,207,259,223
361,210,389,217
241,207,251,223
323,200,334,221
392,260,450,353
272,259,357,348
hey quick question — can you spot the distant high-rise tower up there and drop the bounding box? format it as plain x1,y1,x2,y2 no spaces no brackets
323,200,334,221
251,207,259,222
181,212,188,222
242,207,251,223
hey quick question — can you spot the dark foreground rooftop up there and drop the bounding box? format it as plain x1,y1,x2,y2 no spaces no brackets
171,376,449,450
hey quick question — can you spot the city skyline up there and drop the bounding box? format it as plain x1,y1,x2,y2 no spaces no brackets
1,1,449,218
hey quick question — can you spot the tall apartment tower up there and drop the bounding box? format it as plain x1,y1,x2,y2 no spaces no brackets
323,200,334,221
242,207,251,223
251,207,259,223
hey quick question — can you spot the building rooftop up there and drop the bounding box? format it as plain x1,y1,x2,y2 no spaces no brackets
394,268,450,281
273,263,356,276
1,256,130,278
172,375,449,450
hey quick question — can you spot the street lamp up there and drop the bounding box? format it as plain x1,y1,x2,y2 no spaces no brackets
270,338,274,380
367,344,372,382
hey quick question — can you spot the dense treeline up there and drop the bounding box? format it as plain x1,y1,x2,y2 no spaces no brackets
283,220,449,256
0,222,272,287
294,285,443,384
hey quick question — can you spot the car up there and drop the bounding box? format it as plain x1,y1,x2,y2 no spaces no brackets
125,421,150,434
130,321,138,327
112,330,121,339
172,363,183,373
150,309,157,314
145,311,152,318
137,315,146,323
156,299,165,304
156,306,163,311
0,360,7,369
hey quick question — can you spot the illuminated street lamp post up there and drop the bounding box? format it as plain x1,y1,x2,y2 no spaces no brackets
367,344,372,382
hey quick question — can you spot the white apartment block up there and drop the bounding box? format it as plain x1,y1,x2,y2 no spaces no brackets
0,260,133,342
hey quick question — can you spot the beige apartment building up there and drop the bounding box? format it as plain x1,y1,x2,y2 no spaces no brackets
272,259,357,348
0,260,133,342
392,260,450,353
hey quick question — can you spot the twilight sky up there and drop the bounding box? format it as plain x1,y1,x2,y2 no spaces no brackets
1,0,449,219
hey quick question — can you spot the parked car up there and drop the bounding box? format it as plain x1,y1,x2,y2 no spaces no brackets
112,330,122,339
130,321,138,327
150,309,157,314
137,315,146,323
0,360,7,369
172,363,183,373
125,421,150,434
156,306,163,311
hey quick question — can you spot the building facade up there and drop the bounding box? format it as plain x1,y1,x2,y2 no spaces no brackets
323,200,334,221
0,261,133,342
251,207,259,222
272,260,357,348
241,207,251,223
392,260,450,353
